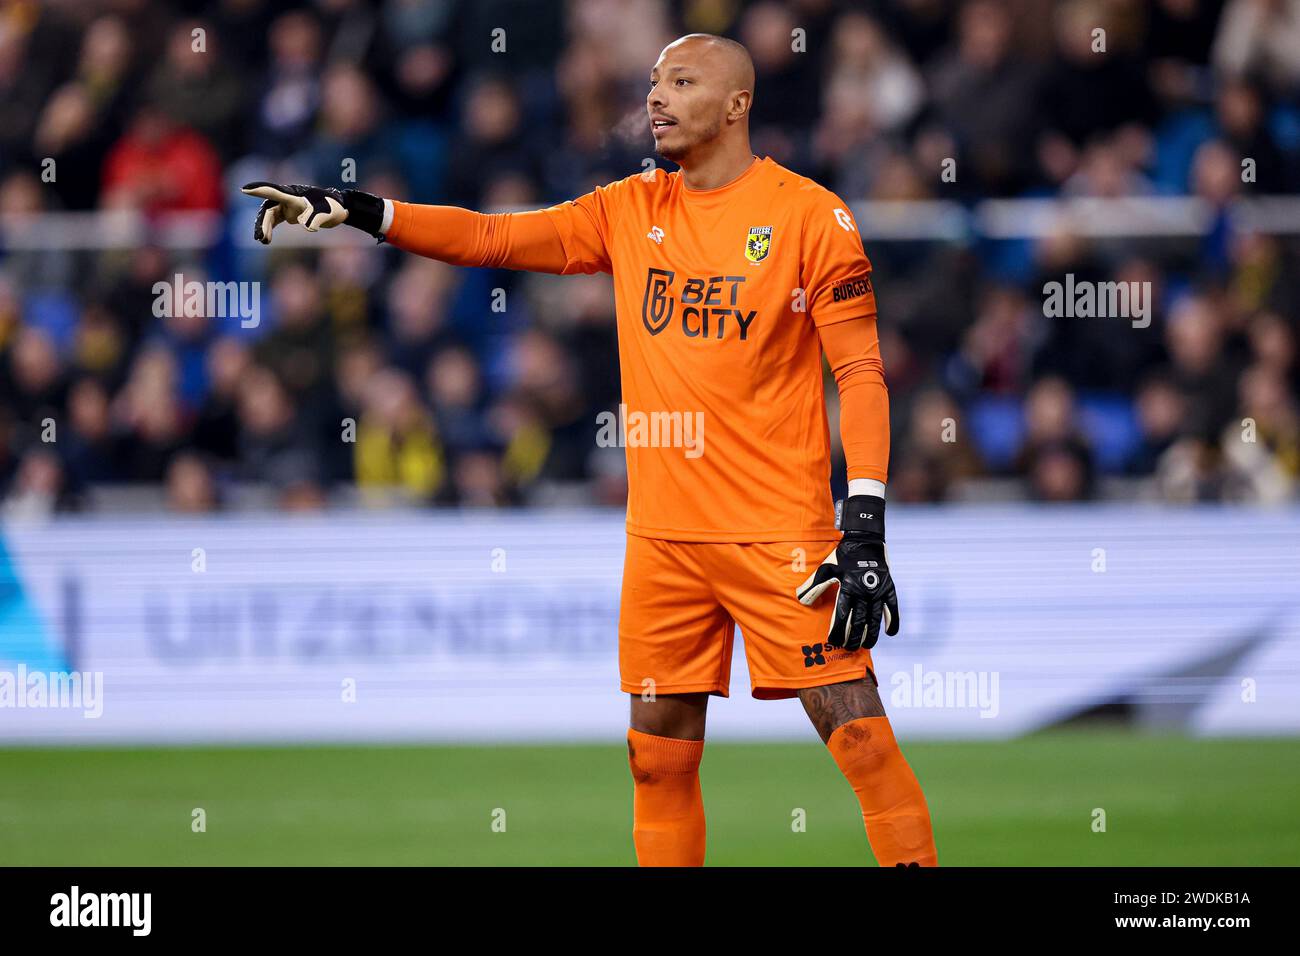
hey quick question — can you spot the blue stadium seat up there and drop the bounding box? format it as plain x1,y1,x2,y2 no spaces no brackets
1077,394,1142,473
968,393,1140,473
966,396,1024,471
23,291,80,352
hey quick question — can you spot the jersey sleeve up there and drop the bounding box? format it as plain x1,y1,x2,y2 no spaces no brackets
386,202,571,273
818,315,890,483
541,179,624,276
799,195,878,328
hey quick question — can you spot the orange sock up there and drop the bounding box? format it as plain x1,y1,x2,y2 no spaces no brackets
827,717,938,866
627,728,706,866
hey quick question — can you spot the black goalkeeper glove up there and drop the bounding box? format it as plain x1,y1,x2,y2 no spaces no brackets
240,182,386,244
795,495,900,652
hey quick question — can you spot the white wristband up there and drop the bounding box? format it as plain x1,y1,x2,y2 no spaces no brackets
380,198,394,235
848,478,886,499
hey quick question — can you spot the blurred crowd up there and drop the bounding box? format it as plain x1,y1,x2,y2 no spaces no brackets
0,0,1298,514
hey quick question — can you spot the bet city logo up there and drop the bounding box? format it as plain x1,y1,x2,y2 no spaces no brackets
641,268,757,340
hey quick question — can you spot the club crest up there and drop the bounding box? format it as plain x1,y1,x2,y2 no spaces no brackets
745,226,773,263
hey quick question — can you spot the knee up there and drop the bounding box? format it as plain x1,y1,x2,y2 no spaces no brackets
629,691,709,740
628,728,704,783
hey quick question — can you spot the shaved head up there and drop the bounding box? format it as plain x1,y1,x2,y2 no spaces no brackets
669,34,755,96
647,34,755,166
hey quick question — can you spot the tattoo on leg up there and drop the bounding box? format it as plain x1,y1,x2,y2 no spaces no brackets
798,676,885,743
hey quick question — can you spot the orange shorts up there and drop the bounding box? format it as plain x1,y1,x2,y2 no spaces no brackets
618,533,875,700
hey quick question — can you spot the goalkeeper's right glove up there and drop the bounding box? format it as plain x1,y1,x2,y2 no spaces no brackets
241,182,386,244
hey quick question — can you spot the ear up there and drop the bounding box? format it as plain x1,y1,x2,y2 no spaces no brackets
728,90,751,123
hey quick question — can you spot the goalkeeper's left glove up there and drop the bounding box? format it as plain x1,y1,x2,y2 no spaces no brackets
795,495,900,652
240,182,386,244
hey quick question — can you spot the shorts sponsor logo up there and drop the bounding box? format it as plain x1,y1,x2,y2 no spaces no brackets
802,643,827,667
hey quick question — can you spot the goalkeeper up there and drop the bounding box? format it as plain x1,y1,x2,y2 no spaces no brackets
244,33,936,868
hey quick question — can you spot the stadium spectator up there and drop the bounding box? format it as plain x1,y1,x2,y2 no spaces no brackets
249,10,323,161
1155,429,1256,501
1014,377,1098,500
0,0,1295,513
192,336,252,467
2,447,75,518
113,346,187,482
426,345,490,454
146,21,246,161
1164,294,1242,437
256,263,334,400
354,366,444,503
62,377,123,486
1224,361,1300,499
889,388,985,502
384,258,459,380
927,0,1040,195
1130,374,1189,476
235,363,318,486
1213,0,1300,93
101,105,224,213
165,450,219,513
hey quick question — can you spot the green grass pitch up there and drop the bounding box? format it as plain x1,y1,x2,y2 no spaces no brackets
1,732,1297,865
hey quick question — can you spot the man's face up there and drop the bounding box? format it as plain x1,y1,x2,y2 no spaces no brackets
646,41,728,161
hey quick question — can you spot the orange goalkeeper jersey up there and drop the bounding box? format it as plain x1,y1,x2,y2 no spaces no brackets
540,157,881,542
387,156,886,542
